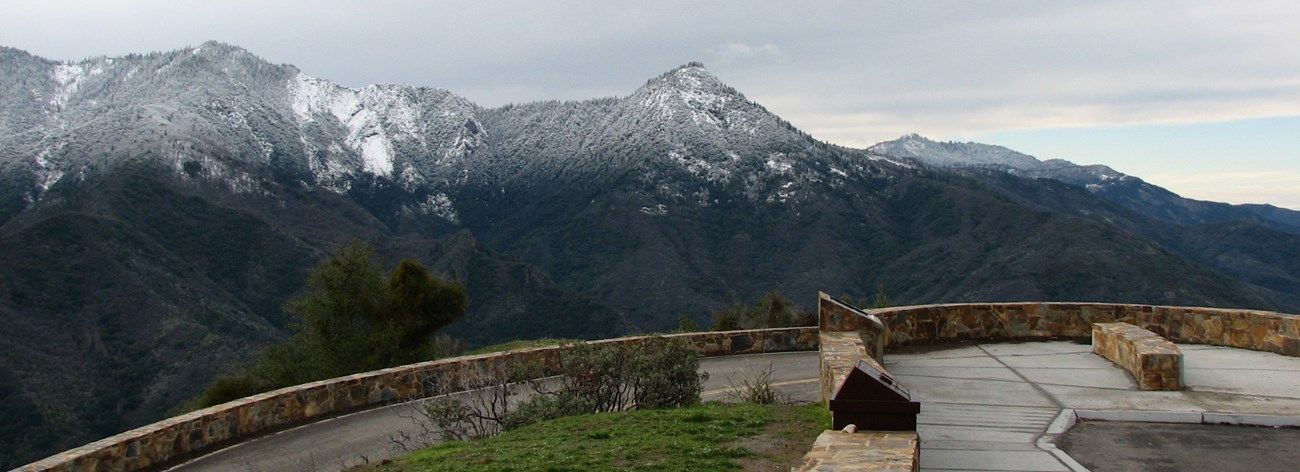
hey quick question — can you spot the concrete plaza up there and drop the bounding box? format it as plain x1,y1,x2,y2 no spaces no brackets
884,341,1300,471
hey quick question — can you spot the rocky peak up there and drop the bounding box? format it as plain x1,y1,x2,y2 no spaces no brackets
189,40,253,58
870,134,1046,171
631,62,748,120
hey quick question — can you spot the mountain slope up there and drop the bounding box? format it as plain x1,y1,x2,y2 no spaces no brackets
1,42,1297,467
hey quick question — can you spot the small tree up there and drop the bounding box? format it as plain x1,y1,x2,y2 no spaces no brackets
873,284,892,308
757,290,796,328
195,241,466,408
676,313,701,333
710,302,744,331
282,241,390,378
384,259,468,365
710,290,805,330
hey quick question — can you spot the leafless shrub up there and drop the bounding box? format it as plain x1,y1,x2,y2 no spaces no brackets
389,358,543,451
388,338,707,450
724,362,787,404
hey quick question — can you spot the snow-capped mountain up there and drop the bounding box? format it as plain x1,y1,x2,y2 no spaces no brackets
0,41,491,212
869,133,1128,184
3,42,1299,468
870,134,1300,232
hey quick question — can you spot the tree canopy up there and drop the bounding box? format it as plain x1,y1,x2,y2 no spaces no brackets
196,241,466,407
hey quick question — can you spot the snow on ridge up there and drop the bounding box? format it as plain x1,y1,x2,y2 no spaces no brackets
289,73,414,176
290,73,356,123
33,148,64,192
867,154,915,169
637,65,735,126
50,62,96,108
873,134,1044,171
765,153,793,173
359,134,394,175
420,193,460,224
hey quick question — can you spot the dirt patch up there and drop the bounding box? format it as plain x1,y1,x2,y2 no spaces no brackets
727,402,829,471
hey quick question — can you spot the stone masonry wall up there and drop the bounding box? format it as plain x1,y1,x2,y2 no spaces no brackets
814,304,920,471
820,302,1300,358
819,332,869,404
818,293,885,361
796,430,920,472
17,327,818,472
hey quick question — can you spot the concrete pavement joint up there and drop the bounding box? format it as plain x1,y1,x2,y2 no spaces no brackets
1185,389,1300,401
889,374,1049,384
1074,409,1300,427
918,400,1066,410
977,344,1080,472
1016,382,1144,392
978,345,1065,409
981,352,1093,359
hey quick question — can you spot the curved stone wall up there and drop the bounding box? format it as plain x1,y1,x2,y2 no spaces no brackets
17,327,818,472
29,298,1300,472
818,295,1300,358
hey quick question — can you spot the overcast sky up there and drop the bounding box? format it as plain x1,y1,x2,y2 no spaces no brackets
3,0,1298,208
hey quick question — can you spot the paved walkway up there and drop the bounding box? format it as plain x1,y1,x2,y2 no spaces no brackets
170,343,1300,471
884,341,1300,472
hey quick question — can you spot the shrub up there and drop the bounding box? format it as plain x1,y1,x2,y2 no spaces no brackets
191,375,263,409
724,362,786,405
405,337,708,446
709,290,813,330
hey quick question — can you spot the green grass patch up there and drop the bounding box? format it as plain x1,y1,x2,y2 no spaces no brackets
364,402,789,471
788,402,831,433
461,338,581,356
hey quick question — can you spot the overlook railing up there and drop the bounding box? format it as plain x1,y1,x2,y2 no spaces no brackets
21,297,1300,471
16,328,818,472
819,295,1300,358
808,294,1300,471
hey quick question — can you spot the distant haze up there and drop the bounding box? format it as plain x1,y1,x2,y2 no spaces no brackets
3,0,1297,208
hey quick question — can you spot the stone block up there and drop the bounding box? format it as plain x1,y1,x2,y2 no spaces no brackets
820,331,870,404
1092,322,1182,391
796,430,920,472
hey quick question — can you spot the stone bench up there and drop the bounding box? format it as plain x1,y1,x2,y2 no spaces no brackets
796,430,920,472
1092,322,1183,390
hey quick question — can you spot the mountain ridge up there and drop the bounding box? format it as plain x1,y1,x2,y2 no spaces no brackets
2,42,1298,468
870,133,1300,233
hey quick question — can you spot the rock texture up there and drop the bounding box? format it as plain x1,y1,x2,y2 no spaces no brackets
796,430,920,472
14,327,817,472
1092,322,1183,390
822,302,1300,358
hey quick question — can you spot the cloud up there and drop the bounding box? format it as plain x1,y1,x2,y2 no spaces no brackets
3,1,1297,206
708,42,783,64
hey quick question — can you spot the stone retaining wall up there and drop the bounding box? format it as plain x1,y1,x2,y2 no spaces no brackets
819,332,871,404
821,301,1300,357
818,293,885,361
17,327,818,472
796,430,920,472
814,327,920,471
1092,322,1183,391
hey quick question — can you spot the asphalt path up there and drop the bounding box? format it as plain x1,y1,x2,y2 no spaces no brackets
1058,421,1300,472
168,351,820,472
